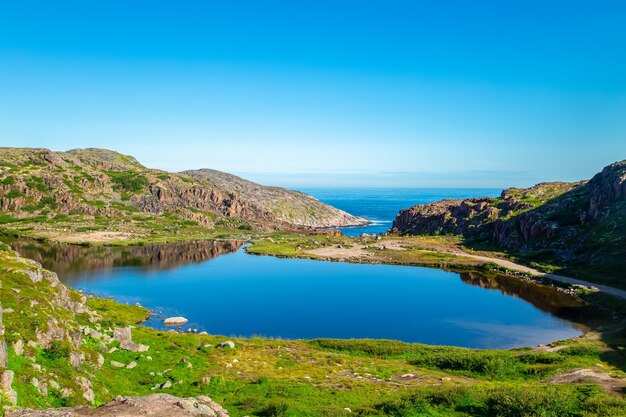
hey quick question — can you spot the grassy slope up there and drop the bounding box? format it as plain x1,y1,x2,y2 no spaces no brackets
1,243,626,416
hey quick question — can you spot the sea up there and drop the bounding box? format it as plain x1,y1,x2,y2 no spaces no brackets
296,187,503,236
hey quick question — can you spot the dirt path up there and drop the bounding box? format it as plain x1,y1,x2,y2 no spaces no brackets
306,239,626,300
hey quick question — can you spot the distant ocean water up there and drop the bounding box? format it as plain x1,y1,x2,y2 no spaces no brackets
296,188,503,236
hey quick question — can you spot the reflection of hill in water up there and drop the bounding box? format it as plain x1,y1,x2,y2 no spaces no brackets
3,238,245,279
459,271,603,326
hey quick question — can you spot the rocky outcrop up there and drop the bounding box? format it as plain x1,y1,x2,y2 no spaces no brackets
0,147,367,231
391,160,626,283
0,244,102,411
7,394,229,417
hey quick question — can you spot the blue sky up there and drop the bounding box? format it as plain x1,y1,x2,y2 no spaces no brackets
1,1,625,187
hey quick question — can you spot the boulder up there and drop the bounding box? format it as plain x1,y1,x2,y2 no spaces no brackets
113,327,149,352
164,317,188,326
216,340,235,349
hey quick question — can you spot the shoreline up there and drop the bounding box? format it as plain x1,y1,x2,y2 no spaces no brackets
2,231,620,343
3,229,625,316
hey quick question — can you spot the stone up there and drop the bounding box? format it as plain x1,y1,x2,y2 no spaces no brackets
70,351,82,369
96,353,105,368
114,327,150,352
111,361,125,368
0,340,8,368
76,376,94,402
216,340,235,349
2,371,17,405
126,361,137,369
12,339,24,356
31,377,48,396
164,317,188,326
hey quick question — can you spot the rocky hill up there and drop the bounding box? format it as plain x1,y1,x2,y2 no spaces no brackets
182,168,363,228
0,148,367,241
391,160,626,287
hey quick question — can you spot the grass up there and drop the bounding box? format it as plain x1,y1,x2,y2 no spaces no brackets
107,171,149,193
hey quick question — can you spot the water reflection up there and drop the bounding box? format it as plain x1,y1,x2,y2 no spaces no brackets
2,237,245,281
459,271,603,327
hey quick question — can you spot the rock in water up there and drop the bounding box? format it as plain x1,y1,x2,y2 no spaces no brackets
7,394,229,416
164,317,188,326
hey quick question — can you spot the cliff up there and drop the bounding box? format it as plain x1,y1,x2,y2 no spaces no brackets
0,147,367,240
391,160,626,287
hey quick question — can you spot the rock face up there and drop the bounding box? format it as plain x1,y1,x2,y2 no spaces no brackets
0,147,367,231
7,394,229,417
182,169,369,228
391,160,626,284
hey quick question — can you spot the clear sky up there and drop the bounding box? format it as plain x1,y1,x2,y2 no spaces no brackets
1,1,625,187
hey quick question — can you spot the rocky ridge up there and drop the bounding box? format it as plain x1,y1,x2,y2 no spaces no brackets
391,160,626,286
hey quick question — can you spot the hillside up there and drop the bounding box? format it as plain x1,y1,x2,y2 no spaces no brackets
0,148,367,243
391,160,626,288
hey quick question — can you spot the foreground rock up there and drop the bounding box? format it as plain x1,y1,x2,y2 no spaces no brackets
7,394,229,417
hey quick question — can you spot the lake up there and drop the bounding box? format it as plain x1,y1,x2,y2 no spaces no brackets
3,237,598,350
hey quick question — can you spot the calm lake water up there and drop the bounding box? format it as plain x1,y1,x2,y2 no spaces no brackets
297,188,502,236
3,237,597,349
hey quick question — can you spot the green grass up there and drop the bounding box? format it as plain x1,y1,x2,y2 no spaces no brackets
107,171,149,193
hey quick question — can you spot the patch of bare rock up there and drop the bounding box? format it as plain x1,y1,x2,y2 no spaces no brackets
7,394,229,417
